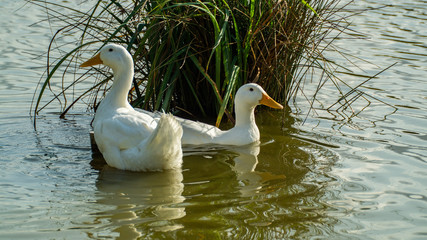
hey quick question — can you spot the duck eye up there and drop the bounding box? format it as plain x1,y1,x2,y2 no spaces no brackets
249,88,254,92
108,48,113,52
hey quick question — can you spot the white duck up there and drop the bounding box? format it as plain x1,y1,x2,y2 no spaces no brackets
81,44,183,171
140,83,283,146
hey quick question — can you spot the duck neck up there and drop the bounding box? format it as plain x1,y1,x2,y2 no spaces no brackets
234,103,257,128
103,64,134,109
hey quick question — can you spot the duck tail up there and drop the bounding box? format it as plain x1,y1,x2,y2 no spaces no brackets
146,113,183,169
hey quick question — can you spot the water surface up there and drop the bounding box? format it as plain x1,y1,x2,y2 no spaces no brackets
0,0,426,239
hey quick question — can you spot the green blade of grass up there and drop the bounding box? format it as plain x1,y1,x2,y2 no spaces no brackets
299,0,320,17
189,54,223,104
155,47,188,110
182,69,207,117
216,65,239,127
161,69,180,111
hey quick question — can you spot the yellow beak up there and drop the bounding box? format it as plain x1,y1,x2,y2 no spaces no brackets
80,53,103,67
260,93,283,109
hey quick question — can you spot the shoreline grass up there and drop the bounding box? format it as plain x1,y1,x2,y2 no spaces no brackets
30,0,392,127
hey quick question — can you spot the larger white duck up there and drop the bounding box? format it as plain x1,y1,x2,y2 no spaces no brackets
81,43,183,171
140,83,283,146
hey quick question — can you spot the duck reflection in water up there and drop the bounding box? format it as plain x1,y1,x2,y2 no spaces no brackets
184,141,286,197
87,140,284,238
90,158,185,238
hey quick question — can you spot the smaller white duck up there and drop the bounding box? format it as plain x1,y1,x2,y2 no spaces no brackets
81,44,183,171
141,83,283,146
179,83,283,145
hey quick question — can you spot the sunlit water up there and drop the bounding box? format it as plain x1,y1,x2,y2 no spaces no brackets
1,1,426,239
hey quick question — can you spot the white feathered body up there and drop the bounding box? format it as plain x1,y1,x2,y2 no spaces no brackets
82,44,183,171
93,105,183,171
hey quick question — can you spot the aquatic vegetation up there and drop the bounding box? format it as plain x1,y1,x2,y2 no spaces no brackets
31,0,382,126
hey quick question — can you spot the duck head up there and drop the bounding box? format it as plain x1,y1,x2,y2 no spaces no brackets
80,43,133,72
235,83,283,110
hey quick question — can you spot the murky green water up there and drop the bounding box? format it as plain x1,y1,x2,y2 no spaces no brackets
1,1,426,239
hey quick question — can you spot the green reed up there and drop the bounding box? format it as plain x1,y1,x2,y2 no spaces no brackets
31,0,359,126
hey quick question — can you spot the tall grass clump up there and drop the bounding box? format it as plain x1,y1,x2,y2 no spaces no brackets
31,0,356,126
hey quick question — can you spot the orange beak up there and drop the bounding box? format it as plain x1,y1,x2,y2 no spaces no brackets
80,53,103,67
260,93,283,109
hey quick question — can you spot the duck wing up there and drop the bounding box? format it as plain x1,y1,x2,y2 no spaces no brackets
94,111,155,151
119,113,183,171
92,113,152,170
177,118,223,145
94,110,183,171
135,108,224,145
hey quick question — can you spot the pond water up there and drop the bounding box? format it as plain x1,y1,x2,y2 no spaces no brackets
1,0,426,239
